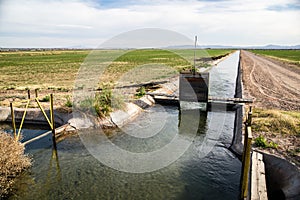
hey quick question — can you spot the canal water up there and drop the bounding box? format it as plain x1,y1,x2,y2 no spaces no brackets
7,51,242,200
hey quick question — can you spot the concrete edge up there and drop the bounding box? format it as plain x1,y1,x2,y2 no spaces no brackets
0,95,156,131
0,106,72,126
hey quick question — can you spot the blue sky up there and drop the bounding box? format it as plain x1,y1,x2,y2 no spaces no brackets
0,0,299,48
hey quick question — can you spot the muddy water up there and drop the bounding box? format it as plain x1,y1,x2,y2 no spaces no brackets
8,51,242,200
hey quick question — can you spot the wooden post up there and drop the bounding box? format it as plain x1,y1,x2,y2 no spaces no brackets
27,89,30,99
35,89,38,98
242,106,252,162
247,106,252,126
242,124,248,163
193,36,197,75
241,126,252,199
50,94,57,149
10,102,17,140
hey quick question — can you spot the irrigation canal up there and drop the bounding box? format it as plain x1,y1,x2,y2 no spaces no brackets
5,51,243,200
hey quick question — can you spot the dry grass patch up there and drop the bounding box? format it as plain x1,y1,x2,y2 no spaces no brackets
252,108,300,135
251,108,300,166
0,131,31,198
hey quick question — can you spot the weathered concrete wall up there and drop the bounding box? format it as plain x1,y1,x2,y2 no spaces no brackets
0,95,155,130
0,106,72,127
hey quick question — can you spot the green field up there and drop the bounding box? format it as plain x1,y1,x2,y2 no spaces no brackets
0,49,232,90
250,49,300,65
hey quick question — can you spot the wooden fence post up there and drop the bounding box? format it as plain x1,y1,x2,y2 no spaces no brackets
241,126,253,199
27,89,30,99
10,102,17,140
247,106,252,126
35,89,38,98
50,94,57,149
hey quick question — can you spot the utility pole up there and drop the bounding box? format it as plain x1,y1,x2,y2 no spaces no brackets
193,35,197,75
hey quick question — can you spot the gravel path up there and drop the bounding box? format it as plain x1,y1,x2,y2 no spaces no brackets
241,50,300,111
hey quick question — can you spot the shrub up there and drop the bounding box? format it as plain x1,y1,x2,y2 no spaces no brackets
254,135,268,148
135,86,146,98
254,135,278,149
79,88,124,118
65,96,72,107
40,95,50,102
0,131,31,197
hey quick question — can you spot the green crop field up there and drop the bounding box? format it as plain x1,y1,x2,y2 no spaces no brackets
250,49,300,65
0,50,90,90
0,49,232,90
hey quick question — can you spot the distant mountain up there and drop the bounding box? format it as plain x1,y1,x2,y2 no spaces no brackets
248,44,300,49
1,44,299,51
166,44,300,49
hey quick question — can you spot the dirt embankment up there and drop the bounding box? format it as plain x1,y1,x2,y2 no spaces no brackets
240,50,300,111
240,50,300,166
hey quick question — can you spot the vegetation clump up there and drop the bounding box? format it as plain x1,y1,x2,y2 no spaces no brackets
254,135,278,149
252,108,300,135
65,95,72,107
79,88,124,118
135,86,146,98
251,108,300,166
0,131,31,198
40,95,50,102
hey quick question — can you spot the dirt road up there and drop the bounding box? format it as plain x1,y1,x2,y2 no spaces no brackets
240,50,300,111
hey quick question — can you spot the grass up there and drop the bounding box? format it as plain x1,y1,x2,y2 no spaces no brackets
0,50,90,90
252,108,300,135
0,131,31,198
0,49,232,90
65,95,72,107
254,135,278,149
250,49,300,66
251,108,300,165
135,86,146,98
79,87,125,118
40,95,50,102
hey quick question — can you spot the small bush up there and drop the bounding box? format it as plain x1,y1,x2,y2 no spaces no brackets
268,141,278,149
135,86,146,98
254,135,278,149
254,135,268,148
40,95,50,102
65,96,72,107
79,88,124,118
0,131,31,197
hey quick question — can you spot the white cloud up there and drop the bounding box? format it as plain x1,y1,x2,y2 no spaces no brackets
0,0,299,47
